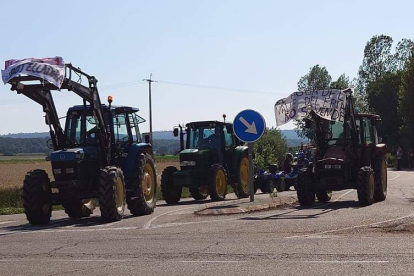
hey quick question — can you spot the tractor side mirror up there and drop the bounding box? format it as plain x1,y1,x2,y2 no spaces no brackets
173,127,179,137
304,119,312,129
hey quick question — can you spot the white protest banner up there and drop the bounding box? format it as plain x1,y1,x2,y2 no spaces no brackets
2,57,65,88
274,89,347,126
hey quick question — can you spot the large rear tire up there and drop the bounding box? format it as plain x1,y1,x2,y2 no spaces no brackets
22,169,52,225
99,167,126,222
234,154,250,199
161,166,182,204
297,170,315,206
208,164,228,201
374,157,387,202
126,154,157,216
357,167,375,206
63,199,95,219
316,190,332,202
190,186,209,200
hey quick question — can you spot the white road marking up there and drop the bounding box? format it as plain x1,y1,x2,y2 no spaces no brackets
143,206,198,229
0,220,16,225
388,171,400,181
286,211,414,239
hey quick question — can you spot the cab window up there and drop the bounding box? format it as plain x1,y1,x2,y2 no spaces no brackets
113,113,129,142
364,119,374,145
223,127,233,147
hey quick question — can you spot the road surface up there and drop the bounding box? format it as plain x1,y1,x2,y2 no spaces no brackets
0,169,413,275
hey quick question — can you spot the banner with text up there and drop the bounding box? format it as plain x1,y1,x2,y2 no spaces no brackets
2,57,65,88
274,89,347,126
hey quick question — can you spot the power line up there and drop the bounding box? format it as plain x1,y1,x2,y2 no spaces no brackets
156,80,277,95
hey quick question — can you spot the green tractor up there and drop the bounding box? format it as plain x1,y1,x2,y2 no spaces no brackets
161,120,250,203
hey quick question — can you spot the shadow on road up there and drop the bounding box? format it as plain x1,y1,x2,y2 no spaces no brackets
0,214,137,235
240,200,361,221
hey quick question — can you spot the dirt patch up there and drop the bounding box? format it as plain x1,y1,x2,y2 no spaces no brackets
0,161,179,190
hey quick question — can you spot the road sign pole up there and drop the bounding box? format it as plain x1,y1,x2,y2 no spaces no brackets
248,142,254,202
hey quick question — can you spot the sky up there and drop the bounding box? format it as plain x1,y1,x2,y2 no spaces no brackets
0,0,413,135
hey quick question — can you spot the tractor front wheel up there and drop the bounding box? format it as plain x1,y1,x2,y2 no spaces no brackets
316,190,332,202
297,170,315,206
357,167,375,206
260,179,275,194
208,164,228,201
63,199,95,219
161,166,182,204
126,154,157,216
22,169,52,225
234,154,250,198
374,157,387,202
190,186,209,200
99,167,126,222
275,178,285,192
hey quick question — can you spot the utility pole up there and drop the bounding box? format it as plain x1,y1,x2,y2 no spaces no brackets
143,73,157,146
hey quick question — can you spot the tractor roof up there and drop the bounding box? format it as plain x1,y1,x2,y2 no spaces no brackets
68,104,139,114
186,121,232,128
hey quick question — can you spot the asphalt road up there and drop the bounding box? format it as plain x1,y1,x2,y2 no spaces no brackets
0,169,414,276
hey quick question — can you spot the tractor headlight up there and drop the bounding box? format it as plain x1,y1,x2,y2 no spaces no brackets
66,168,75,174
180,161,196,166
324,164,332,169
334,164,342,169
54,169,62,174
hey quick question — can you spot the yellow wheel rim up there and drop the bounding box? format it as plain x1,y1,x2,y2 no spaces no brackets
115,176,124,212
142,163,155,203
215,169,227,196
240,157,250,193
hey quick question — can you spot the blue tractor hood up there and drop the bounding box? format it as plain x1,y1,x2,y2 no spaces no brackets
51,147,98,162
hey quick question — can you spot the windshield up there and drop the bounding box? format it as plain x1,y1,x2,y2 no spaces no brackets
187,126,222,149
326,121,351,146
65,112,98,146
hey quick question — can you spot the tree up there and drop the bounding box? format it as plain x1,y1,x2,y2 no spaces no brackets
253,128,288,171
357,35,413,113
366,71,402,148
297,65,331,91
398,48,414,149
330,74,350,89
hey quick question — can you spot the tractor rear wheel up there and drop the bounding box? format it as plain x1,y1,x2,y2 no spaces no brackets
190,186,209,200
316,190,332,202
374,157,387,202
63,199,95,219
22,169,52,225
99,167,126,222
297,170,315,206
357,167,375,206
208,164,228,201
127,153,157,216
234,154,250,198
275,178,285,192
161,166,182,204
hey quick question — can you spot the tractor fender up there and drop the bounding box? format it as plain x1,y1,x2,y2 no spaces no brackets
231,146,249,174
123,143,152,178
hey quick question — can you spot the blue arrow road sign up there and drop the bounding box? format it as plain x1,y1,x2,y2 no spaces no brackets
233,109,266,143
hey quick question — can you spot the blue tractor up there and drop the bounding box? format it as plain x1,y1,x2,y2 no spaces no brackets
6,64,156,224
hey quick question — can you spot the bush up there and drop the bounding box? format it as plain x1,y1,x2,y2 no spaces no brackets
253,128,289,171
386,153,396,168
